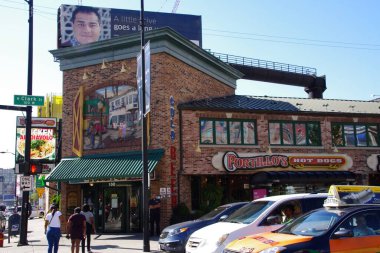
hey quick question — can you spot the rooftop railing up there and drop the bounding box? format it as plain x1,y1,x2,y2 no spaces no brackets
208,51,317,76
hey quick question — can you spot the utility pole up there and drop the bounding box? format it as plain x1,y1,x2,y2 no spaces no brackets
18,0,33,246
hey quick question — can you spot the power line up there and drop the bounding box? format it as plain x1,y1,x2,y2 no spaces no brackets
0,0,57,10
158,0,169,11
0,2,55,16
204,33,380,51
204,28,380,48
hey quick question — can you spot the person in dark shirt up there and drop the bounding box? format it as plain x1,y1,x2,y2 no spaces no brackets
148,193,161,236
67,207,86,253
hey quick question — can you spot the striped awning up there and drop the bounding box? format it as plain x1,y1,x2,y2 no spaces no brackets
45,149,164,182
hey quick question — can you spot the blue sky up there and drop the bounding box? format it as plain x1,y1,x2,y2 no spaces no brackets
1,0,380,168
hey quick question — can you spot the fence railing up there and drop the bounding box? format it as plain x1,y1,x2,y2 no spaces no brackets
207,51,317,76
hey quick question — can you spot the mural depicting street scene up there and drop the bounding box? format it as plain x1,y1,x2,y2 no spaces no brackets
83,84,141,150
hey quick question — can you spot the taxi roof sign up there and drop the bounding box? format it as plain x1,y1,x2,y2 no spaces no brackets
324,185,380,207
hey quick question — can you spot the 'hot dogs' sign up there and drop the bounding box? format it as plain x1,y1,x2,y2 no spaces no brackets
213,151,352,172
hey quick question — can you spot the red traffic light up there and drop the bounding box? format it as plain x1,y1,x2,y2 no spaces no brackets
30,163,42,175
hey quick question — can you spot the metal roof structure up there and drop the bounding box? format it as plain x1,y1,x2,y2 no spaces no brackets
178,95,380,115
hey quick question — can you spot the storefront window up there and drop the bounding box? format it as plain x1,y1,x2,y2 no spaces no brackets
332,123,379,147
344,125,355,146
243,122,256,144
269,121,321,146
368,125,379,146
356,125,367,146
200,118,257,145
282,123,294,145
229,121,241,144
215,120,227,144
308,123,321,145
295,123,306,145
332,124,343,146
200,120,214,144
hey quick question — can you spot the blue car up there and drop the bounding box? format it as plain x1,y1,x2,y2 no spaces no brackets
158,202,247,253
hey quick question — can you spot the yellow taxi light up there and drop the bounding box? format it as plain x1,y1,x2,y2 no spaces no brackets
324,185,380,207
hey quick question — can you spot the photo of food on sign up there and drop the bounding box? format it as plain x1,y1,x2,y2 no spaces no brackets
15,127,56,162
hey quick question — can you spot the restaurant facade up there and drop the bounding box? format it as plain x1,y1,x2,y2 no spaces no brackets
47,28,380,233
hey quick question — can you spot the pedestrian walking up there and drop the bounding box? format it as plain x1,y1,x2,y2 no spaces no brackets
81,204,96,253
44,204,64,253
148,193,161,236
67,207,86,253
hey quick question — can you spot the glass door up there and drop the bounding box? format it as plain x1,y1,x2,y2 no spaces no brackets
104,187,125,232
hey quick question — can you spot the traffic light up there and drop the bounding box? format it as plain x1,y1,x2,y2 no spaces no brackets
16,162,43,174
30,162,42,175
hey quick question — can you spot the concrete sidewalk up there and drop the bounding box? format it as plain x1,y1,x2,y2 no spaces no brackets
2,218,161,253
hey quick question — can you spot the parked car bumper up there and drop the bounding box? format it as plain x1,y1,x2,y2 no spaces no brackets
159,239,185,253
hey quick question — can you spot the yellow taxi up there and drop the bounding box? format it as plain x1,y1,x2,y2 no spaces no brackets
223,185,380,253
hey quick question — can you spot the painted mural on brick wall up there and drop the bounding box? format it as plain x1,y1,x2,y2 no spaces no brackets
83,84,141,150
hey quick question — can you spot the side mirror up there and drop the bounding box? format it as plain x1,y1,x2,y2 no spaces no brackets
219,215,228,221
332,228,353,239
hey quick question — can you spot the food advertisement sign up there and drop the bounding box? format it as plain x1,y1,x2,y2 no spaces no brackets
15,117,57,163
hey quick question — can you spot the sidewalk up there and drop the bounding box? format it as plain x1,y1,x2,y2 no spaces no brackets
2,218,161,253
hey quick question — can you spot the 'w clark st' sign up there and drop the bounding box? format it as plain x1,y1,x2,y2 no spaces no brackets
212,152,353,172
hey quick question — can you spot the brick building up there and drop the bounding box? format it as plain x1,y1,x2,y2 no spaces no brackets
47,28,380,233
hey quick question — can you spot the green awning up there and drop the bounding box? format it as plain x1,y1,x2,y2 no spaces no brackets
45,149,164,182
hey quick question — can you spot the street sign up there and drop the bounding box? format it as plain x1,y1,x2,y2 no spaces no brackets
20,176,32,191
14,95,44,106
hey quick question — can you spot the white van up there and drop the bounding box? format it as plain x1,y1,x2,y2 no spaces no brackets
185,193,327,253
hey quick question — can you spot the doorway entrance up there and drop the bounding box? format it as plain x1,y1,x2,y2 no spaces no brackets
104,187,125,232
83,182,142,233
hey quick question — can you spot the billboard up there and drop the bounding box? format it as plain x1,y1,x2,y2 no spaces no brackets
58,4,202,48
15,117,57,164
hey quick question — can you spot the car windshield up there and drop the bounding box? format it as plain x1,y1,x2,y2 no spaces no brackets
198,206,229,220
224,201,274,224
278,209,343,236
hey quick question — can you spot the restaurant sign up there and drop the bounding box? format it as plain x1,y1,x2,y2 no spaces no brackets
212,151,352,172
